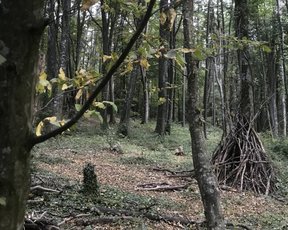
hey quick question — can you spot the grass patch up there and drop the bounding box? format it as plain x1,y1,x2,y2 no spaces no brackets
32,152,73,165
99,185,187,211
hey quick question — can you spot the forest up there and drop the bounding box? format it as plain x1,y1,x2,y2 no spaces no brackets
1,0,288,229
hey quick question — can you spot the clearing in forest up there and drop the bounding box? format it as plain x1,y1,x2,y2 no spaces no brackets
27,120,288,229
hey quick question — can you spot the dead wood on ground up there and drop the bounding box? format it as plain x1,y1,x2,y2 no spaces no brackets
212,115,277,195
135,182,190,191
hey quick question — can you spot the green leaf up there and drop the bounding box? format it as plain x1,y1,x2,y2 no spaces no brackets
175,52,186,69
0,55,6,65
193,49,205,60
103,101,118,113
0,197,6,206
91,111,103,123
165,49,177,59
75,104,82,111
261,44,272,53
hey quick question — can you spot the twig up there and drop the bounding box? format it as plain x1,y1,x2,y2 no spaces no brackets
57,213,92,226
30,185,61,193
135,183,190,191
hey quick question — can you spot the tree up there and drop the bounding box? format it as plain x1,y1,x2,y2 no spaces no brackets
155,0,170,135
118,0,147,136
0,0,156,228
212,0,277,195
183,1,225,229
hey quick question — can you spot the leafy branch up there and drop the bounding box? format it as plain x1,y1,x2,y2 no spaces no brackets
30,0,156,147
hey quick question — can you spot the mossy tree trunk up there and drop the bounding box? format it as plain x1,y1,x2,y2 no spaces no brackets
0,1,45,229
183,1,224,229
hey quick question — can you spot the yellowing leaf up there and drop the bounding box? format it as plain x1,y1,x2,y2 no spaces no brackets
81,0,99,11
167,8,176,31
62,83,68,90
35,121,44,136
181,48,196,53
140,58,150,69
120,61,133,76
103,55,112,63
75,88,83,100
158,97,166,105
58,68,66,81
46,116,57,123
39,72,47,80
160,12,167,25
94,101,106,109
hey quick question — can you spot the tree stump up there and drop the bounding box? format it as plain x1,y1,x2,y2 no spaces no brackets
82,163,99,196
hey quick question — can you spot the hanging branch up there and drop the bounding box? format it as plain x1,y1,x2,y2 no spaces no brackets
30,0,156,147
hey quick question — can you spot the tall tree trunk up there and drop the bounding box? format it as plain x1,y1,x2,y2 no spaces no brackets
141,66,150,124
276,0,287,137
53,0,71,118
0,1,45,229
155,0,170,135
183,1,224,229
100,0,111,129
75,0,86,71
45,0,59,118
235,0,252,119
267,43,279,137
118,65,140,135
166,0,177,134
203,0,213,138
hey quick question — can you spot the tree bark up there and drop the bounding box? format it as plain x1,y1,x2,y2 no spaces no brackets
275,0,287,137
0,1,46,229
155,0,170,135
235,0,253,119
183,1,224,229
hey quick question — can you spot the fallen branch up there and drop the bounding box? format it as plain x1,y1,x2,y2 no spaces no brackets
152,167,194,175
30,185,61,193
74,216,135,226
58,213,92,226
135,182,190,191
93,206,199,227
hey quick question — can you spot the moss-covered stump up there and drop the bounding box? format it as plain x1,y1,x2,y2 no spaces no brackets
212,115,277,195
82,163,99,196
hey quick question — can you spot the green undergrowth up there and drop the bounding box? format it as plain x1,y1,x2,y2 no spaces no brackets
261,135,288,197
30,119,288,229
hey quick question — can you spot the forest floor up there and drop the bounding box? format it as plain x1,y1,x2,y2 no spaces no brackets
28,119,288,229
